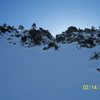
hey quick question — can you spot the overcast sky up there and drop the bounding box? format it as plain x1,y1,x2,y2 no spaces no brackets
0,0,100,36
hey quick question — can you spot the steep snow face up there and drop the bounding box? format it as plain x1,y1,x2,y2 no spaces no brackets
0,36,100,100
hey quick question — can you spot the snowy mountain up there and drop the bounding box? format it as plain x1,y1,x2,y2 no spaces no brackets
0,24,100,100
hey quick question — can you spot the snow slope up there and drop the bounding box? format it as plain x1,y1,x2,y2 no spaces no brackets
0,35,100,100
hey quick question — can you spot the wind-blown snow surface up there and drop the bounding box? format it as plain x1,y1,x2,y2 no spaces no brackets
0,37,100,100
